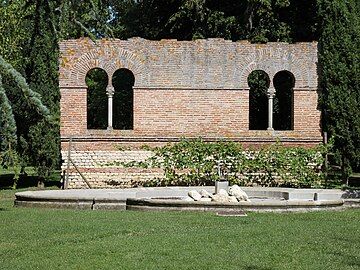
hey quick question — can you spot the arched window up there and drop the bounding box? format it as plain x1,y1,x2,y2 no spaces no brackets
248,70,270,130
112,68,135,130
86,68,108,129
273,70,295,130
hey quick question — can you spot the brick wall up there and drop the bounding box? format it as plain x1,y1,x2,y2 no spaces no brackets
59,38,321,138
60,88,87,135
59,38,322,188
293,90,322,136
135,89,249,135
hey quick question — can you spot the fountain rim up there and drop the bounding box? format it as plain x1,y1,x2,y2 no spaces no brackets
14,186,349,212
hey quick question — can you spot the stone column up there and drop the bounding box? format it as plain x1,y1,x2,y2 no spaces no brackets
267,87,275,131
107,86,115,130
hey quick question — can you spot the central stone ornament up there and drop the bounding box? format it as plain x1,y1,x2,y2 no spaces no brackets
187,184,250,203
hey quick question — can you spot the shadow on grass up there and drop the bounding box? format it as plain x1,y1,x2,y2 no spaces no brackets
329,251,360,268
244,266,273,270
0,174,61,189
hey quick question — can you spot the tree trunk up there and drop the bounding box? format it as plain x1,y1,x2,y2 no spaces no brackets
37,177,45,189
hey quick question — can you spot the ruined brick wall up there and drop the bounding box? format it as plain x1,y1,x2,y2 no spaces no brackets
60,38,320,138
59,38,321,188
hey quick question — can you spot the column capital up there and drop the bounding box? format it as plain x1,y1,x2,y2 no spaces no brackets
267,87,276,98
106,86,115,97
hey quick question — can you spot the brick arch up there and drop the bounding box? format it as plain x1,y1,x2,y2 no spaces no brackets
239,49,308,89
70,46,145,87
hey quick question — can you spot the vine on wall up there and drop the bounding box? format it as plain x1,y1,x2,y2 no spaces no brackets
117,138,327,188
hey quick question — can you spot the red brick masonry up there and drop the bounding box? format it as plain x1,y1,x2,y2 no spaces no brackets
59,38,321,188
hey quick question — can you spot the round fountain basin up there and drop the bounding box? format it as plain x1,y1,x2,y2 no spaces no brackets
126,196,344,213
14,186,348,212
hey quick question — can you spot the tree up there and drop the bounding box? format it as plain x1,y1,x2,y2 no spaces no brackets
20,0,62,187
0,74,18,181
0,56,50,188
4,0,352,187
318,0,360,182
0,1,29,69
0,0,114,187
110,0,319,42
56,0,113,39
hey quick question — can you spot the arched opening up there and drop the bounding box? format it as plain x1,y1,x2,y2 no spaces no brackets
86,68,108,129
112,68,135,130
248,70,270,130
273,70,295,130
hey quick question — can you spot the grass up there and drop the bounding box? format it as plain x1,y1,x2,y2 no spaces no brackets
0,189,359,270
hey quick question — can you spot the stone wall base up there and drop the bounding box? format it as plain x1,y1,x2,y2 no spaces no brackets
61,150,164,189
65,172,164,189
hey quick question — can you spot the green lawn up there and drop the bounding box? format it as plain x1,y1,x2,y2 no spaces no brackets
0,189,359,270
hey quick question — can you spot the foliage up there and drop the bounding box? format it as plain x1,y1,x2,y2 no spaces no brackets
0,74,19,186
19,0,61,184
0,57,49,118
165,0,235,40
120,139,325,188
0,0,115,184
248,70,269,130
318,0,360,181
55,0,114,40
1,0,358,189
112,68,135,130
0,56,51,187
0,0,64,185
110,0,319,42
110,0,181,40
273,71,294,130
86,68,108,129
0,1,30,69
249,143,324,187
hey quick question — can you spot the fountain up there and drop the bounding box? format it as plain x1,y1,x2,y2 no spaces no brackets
15,186,346,213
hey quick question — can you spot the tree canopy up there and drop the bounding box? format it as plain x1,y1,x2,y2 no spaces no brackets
110,0,319,42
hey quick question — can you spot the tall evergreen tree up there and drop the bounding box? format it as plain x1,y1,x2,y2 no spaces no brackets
1,0,113,186
318,0,360,182
0,55,50,188
0,74,19,181
23,0,61,186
